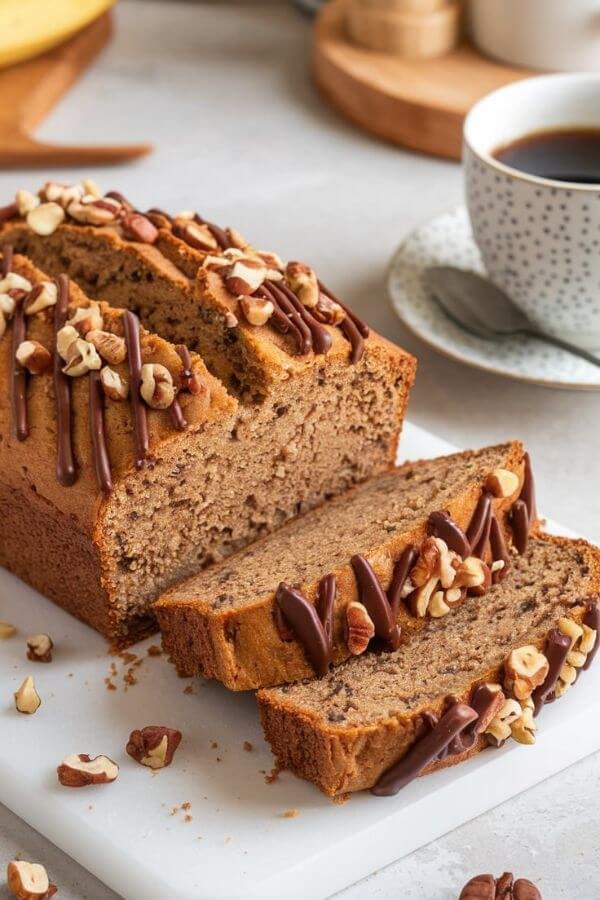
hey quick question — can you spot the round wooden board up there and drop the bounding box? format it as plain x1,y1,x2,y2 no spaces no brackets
313,0,535,160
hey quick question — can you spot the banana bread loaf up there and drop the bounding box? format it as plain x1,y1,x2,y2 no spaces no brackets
156,442,535,689
258,534,600,796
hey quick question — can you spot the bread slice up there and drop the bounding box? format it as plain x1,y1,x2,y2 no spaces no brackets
0,248,403,644
155,441,531,689
258,534,600,796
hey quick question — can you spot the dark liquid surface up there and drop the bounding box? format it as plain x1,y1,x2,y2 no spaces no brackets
493,128,600,184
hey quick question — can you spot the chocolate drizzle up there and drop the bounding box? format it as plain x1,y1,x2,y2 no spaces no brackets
583,601,600,670
275,280,332,355
169,345,191,431
489,510,510,583
428,510,471,557
351,555,401,649
318,279,369,364
521,452,537,522
10,292,28,442
53,275,77,486
122,311,149,469
371,703,478,796
275,581,334,677
466,492,493,559
510,499,529,555
261,281,311,354
2,243,13,276
531,629,571,714
315,573,336,647
388,545,418,618
89,371,113,494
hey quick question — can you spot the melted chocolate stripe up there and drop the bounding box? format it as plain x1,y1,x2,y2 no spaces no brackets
255,284,293,335
265,281,311,353
388,545,418,619
10,295,28,442
339,314,365,365
275,281,332,355
317,279,369,337
316,573,336,648
122,311,149,469
428,511,471,557
372,703,478,796
471,499,493,560
89,371,112,494
466,492,492,552
2,243,13,277
510,499,529,554
532,629,571,715
54,275,77,486
194,215,232,251
521,452,537,522
169,400,187,430
275,583,331,677
583,601,600,670
489,510,510,583
351,555,400,649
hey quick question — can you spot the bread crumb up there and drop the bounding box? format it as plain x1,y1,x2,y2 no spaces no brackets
147,644,162,657
265,766,280,784
183,684,194,695
282,808,299,819
184,814,192,823
210,741,218,749
181,802,191,811
243,741,253,752
332,793,350,805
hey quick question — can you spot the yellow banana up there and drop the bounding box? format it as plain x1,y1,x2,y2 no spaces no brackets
0,0,116,69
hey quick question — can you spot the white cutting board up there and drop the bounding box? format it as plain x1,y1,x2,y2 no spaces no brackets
1,422,599,900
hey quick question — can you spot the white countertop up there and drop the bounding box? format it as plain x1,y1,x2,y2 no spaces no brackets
1,2,599,897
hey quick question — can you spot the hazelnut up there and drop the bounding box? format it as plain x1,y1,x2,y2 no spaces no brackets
100,366,128,401
0,621,16,639
24,282,57,315
485,468,520,499
14,675,41,714
66,303,103,336
239,296,274,326
122,212,158,244
57,753,119,787
126,726,182,769
429,590,451,618
15,189,40,216
62,338,102,377
83,178,102,197
472,684,505,734
504,645,549,700
314,293,345,326
6,860,56,900
0,272,32,294
510,696,537,745
85,329,127,365
26,202,65,236
256,249,284,271
409,575,439,617
224,260,266,296
485,697,522,746
432,537,459,588
140,363,175,409
178,221,218,252
0,293,16,317
56,324,80,361
16,341,52,375
227,227,250,250
26,633,53,663
285,261,319,308
452,557,492,596
67,199,118,225
346,601,375,655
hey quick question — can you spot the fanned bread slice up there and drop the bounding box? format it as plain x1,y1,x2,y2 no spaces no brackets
156,442,531,689
258,534,600,796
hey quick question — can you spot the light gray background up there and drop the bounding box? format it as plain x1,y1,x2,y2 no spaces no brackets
1,2,599,897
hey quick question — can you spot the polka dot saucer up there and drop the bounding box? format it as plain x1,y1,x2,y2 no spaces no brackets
388,206,600,390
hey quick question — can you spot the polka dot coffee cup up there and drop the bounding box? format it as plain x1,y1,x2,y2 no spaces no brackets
464,74,600,351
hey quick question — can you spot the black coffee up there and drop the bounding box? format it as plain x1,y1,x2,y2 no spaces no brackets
493,128,600,184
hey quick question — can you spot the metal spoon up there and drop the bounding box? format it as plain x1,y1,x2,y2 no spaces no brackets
424,266,600,369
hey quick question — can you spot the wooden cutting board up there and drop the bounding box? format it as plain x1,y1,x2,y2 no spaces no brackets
313,0,534,160
0,11,151,169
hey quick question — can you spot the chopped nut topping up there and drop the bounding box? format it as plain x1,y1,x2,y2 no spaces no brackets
66,303,103,336
56,324,80,361
100,366,128,401
285,261,319,308
314,293,345,326
178,220,218,252
510,696,537,745
24,282,57,315
224,259,266,296
0,272,32,294
452,557,492,596
240,296,274,326
7,860,56,900
485,697,522,746
0,622,16,638
16,340,52,375
26,202,65,236
504,645,549,700
122,212,158,244
126,726,182,769
140,363,175,409
0,293,16,317
67,198,119,225
554,613,597,697
26,634,53,663
256,249,284,271
57,753,119,787
346,601,375,655
15,189,40,217
485,467,520,498
62,338,102,377
86,329,127,365
14,675,41,714
428,590,451,618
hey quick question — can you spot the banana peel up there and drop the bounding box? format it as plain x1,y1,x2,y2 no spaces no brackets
0,0,116,69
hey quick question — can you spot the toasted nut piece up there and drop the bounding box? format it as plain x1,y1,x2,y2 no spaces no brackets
7,860,56,900
85,329,127,364
140,363,175,409
24,282,57,315
444,586,464,607
83,178,102,198
224,260,266,296
224,311,238,328
346,601,375,655
432,537,459,589
26,634,53,663
410,537,440,588
56,325,80,361
485,468,520,498
227,227,250,250
459,874,496,900
14,676,41,714
26,202,65,236
510,696,537,745
57,753,119,787
0,622,16,638
410,575,438,617
62,338,102,377
485,697,522,746
579,623,597,656
126,726,183,769
100,366,128,401
178,221,218,251
314,293,345,326
0,272,32,294
66,303,103,336
285,261,319,308
122,212,158,244
429,590,451,618
453,557,492,596
15,189,41,217
504,645,549,700
256,249,284,270
554,662,577,698
67,199,118,225
16,341,52,375
239,296,274,326
473,683,506,734
0,293,15,317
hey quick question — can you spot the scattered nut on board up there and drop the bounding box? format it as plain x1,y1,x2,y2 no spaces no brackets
14,676,41,714
0,621,16,639
57,753,119,787
6,859,57,899
26,634,53,663
459,871,542,899
126,726,182,769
